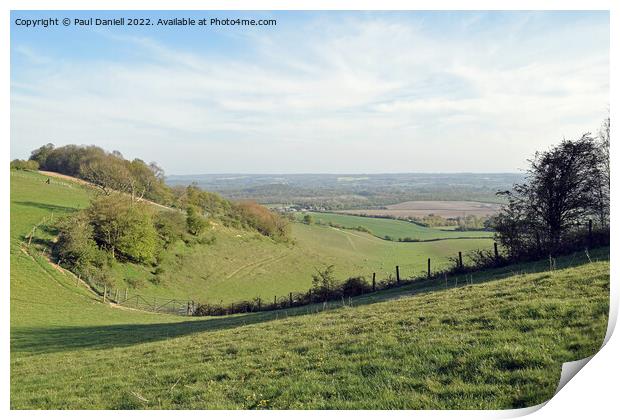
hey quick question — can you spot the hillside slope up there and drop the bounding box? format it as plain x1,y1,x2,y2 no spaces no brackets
12,170,493,304
11,256,609,409
11,168,609,409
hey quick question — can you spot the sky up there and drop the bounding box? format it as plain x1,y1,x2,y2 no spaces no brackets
10,11,609,174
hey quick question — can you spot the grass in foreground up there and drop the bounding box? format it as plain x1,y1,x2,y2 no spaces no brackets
11,256,609,409
11,169,609,409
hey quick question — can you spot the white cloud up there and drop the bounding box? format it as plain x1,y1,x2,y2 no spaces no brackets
10,13,609,173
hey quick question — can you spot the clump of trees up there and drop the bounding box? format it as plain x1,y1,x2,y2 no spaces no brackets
10,159,39,171
235,201,291,241
26,143,290,243
186,205,208,236
56,196,161,267
53,193,212,290
493,120,610,260
29,143,172,203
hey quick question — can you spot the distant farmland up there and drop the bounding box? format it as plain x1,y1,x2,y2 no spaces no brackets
301,211,494,241
337,200,502,218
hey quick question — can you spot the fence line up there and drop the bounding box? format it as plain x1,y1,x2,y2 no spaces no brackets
27,229,605,317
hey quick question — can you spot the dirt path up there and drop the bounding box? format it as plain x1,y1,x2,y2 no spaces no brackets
224,252,290,280
328,226,383,246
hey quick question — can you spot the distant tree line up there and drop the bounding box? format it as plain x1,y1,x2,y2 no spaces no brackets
492,118,610,260
346,212,492,231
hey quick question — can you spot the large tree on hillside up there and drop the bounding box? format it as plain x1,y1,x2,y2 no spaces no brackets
495,133,607,257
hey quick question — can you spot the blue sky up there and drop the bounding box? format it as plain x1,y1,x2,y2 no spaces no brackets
10,11,609,174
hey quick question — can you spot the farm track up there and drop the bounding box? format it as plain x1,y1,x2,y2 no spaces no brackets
328,226,382,244
223,252,291,281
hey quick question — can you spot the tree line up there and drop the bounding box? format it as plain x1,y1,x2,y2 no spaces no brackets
493,118,610,260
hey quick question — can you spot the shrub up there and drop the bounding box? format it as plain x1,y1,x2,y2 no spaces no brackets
235,201,290,241
311,265,339,301
154,210,186,248
186,205,208,236
54,212,106,272
87,195,159,264
341,276,371,297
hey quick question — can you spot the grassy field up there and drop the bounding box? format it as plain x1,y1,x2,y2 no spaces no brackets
301,211,493,241
10,169,610,409
11,170,494,304
11,252,609,408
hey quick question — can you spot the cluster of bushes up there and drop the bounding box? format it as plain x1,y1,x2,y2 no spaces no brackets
192,250,519,317
397,237,420,242
315,219,372,235
341,212,492,232
173,187,290,242
454,215,492,231
25,143,290,243
53,194,207,290
193,267,374,316
10,159,40,171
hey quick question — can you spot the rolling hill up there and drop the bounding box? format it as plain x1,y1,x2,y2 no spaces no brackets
10,168,609,409
11,170,494,304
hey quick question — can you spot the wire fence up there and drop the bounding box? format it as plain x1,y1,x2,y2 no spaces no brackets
21,212,609,318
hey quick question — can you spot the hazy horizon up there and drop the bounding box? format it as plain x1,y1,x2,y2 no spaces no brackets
11,11,609,174
166,170,524,176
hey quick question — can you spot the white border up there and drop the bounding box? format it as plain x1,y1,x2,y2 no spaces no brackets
2,1,617,419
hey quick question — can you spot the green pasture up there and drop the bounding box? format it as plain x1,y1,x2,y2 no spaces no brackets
10,169,609,409
300,211,493,241
11,171,494,304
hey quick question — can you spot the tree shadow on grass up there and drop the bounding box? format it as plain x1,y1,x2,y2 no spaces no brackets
13,201,81,214
11,247,609,355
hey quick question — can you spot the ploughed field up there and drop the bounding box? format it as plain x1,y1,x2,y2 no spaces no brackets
337,200,502,218
11,171,494,304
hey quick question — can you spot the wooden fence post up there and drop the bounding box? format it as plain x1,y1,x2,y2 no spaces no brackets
125,288,128,301
187,301,190,316
258,298,262,311
458,252,463,269
114,289,119,302
103,284,107,303
427,258,431,279
494,242,499,260
372,272,376,292
289,292,293,307
274,295,277,307
396,266,400,284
